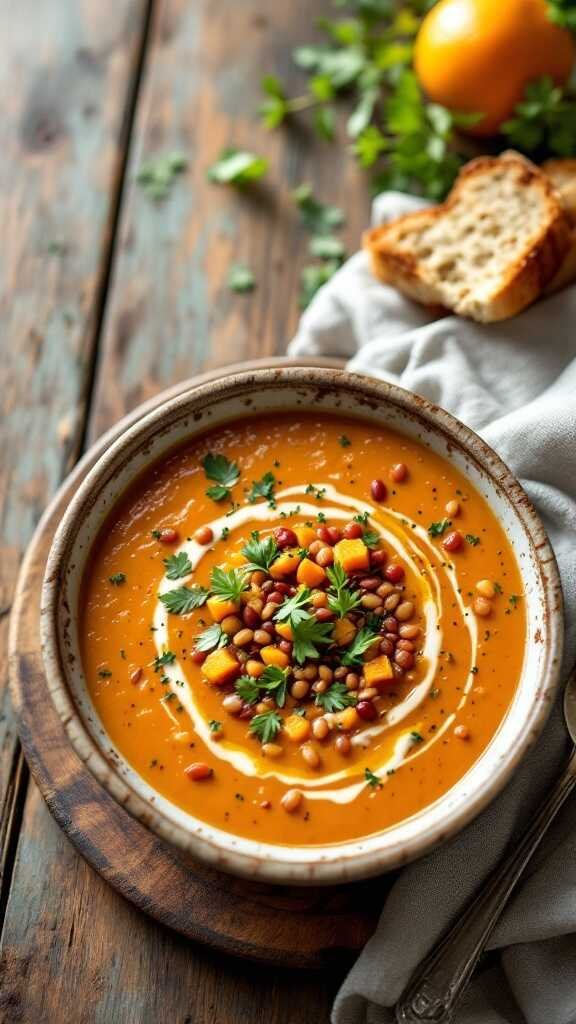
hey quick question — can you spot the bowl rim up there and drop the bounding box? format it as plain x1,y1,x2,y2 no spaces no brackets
40,365,564,884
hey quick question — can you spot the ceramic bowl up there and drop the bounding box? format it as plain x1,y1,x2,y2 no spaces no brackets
41,366,563,885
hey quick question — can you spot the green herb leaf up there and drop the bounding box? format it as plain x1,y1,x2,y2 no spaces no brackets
364,767,381,788
98,668,112,679
108,572,126,586
159,586,208,615
502,76,576,157
137,152,187,200
235,676,262,704
299,261,341,308
291,617,334,664
209,719,222,733
410,731,424,744
249,710,283,744
259,75,290,129
547,0,576,30
202,452,240,488
247,471,276,504
258,665,289,708
342,626,379,666
210,566,248,603
194,623,228,653
428,518,451,537
362,529,380,549
153,650,176,672
228,263,256,293
208,148,268,185
315,681,357,712
164,551,192,580
338,434,352,447
313,106,336,140
241,530,279,571
309,235,346,261
274,586,312,624
206,484,231,502
465,534,480,547
293,183,344,235
326,563,362,618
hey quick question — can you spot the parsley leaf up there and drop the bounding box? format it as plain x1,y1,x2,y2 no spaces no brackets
410,731,424,744
293,183,344,235
428,518,451,537
274,586,312,624
247,472,276,504
241,531,279,571
163,551,192,579
249,710,283,744
159,586,208,615
364,767,381,788
326,563,362,618
209,719,222,733
235,676,262,704
194,622,228,653
547,0,576,30
338,434,352,447
202,453,240,488
258,665,289,708
228,263,256,293
291,617,334,664
153,650,176,672
315,681,357,712
362,530,380,549
465,534,480,547
309,235,346,261
259,74,291,129
209,566,248,603
208,148,268,185
137,152,187,200
502,76,576,157
342,626,379,666
108,572,126,585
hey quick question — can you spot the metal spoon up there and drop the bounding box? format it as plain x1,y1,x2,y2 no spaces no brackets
396,667,576,1024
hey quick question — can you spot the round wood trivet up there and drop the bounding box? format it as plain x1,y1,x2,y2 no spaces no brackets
9,358,391,969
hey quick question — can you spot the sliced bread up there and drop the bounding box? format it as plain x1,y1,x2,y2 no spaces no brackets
364,154,573,322
542,158,576,224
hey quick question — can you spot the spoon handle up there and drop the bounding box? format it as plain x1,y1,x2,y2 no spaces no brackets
395,747,576,1024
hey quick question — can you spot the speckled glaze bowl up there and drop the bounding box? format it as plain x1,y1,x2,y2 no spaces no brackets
41,367,563,885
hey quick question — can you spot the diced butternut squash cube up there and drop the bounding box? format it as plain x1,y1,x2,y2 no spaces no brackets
333,617,357,646
334,538,369,573
294,525,317,548
363,655,394,687
206,596,240,622
203,647,240,686
297,558,326,587
284,714,311,742
270,551,301,579
337,707,359,731
275,622,293,641
260,645,290,668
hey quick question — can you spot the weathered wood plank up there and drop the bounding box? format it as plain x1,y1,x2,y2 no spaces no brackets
88,0,371,439
0,0,150,910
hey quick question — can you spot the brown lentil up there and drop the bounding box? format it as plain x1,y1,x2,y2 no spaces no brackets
221,615,243,635
370,478,387,502
384,593,401,611
261,602,277,621
318,665,333,683
301,743,321,769
396,600,414,621
361,593,381,610
222,694,244,714
158,527,179,544
281,789,302,813
476,579,496,598
473,596,492,617
311,591,328,608
445,499,460,517
254,629,271,646
185,762,213,781
243,605,261,629
399,623,420,639
291,679,310,700
358,687,378,700
233,628,254,647
395,649,414,670
312,717,329,740
335,735,351,756
454,724,470,740
377,581,395,598
316,546,334,567
194,525,214,545
345,672,360,690
390,462,408,483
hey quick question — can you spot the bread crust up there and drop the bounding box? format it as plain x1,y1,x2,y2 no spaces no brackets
364,155,573,322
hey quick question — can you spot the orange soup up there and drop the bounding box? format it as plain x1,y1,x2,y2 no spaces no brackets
81,414,525,846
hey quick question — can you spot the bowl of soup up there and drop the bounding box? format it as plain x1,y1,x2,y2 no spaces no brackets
41,367,562,884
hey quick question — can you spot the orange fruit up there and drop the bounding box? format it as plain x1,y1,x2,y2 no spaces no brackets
414,0,575,135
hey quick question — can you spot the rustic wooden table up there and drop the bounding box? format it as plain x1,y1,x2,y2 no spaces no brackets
0,3,370,1021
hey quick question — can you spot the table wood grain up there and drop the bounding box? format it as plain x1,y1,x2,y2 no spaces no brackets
0,2,371,1020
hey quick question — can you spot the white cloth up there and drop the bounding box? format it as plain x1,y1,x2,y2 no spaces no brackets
289,193,576,1024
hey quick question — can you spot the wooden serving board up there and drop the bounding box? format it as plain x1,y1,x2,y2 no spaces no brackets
9,358,390,969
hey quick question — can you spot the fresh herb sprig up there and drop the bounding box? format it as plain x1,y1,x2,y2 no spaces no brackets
291,617,334,664
326,563,362,618
249,710,283,744
202,452,240,503
194,623,228,653
315,681,357,712
342,626,379,666
209,566,249,603
164,551,192,579
428,518,451,537
241,531,279,571
208,148,268,185
159,586,208,615
247,471,277,505
274,586,312,624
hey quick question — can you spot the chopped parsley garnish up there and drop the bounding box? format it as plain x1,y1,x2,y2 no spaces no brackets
98,668,112,678
338,434,352,447
342,626,379,666
274,586,312,624
208,148,268,185
428,519,451,537
291,616,334,664
241,530,279,571
326,563,361,618
209,720,222,733
362,529,380,549
353,511,370,526
315,682,357,713
228,263,256,293
509,594,521,607
292,183,344,236
364,767,381,789
163,551,192,579
153,650,176,672
202,452,240,503
108,573,126,585
159,585,208,615
247,471,277,504
209,566,248,603
494,582,503,594
151,529,162,540
220,526,230,540
235,676,262,704
194,622,228,653
249,710,283,744
305,483,326,500
465,534,480,546
410,731,424,744
258,666,289,708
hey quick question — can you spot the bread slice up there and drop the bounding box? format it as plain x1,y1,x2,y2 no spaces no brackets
364,155,573,322
542,159,576,223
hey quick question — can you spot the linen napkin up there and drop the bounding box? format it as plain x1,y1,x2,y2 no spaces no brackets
289,193,576,1024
